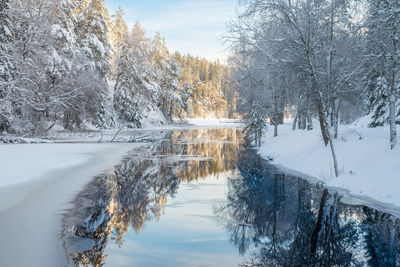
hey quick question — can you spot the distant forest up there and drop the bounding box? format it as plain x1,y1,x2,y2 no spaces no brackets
0,0,238,135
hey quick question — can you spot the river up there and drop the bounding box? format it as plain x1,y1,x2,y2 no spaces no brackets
61,128,399,266
1,128,399,266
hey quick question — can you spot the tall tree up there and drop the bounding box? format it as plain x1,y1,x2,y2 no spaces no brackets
75,0,113,127
110,6,128,52
151,32,183,120
364,0,400,149
113,23,154,127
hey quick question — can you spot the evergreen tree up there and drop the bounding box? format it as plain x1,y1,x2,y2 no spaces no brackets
113,31,145,127
113,22,158,127
110,7,128,52
151,33,183,120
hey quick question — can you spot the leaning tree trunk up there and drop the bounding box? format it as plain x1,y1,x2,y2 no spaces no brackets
312,86,329,145
311,76,339,177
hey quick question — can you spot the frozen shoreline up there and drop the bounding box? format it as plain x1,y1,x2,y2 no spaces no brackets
258,120,400,208
0,142,140,267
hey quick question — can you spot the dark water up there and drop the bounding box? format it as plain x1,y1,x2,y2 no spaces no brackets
62,128,400,267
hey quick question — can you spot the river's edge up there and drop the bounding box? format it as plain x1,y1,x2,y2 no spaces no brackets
257,151,400,218
0,143,142,267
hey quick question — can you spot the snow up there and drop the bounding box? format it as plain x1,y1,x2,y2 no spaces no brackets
0,142,140,267
0,143,113,188
258,119,400,207
139,105,167,128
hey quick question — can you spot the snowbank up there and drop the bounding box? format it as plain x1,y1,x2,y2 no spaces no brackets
0,143,139,267
0,143,114,188
258,120,400,207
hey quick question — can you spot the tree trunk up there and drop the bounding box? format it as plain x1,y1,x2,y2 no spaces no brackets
333,99,340,139
292,106,299,131
273,94,279,136
292,96,302,131
390,38,397,150
307,112,313,130
299,105,307,130
329,136,339,177
313,91,329,146
306,98,313,130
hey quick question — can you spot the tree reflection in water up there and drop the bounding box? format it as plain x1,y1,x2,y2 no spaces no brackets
61,128,242,266
62,128,400,267
217,148,400,267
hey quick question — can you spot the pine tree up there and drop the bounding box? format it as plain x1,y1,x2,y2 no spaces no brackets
72,0,90,16
243,100,267,147
110,7,128,52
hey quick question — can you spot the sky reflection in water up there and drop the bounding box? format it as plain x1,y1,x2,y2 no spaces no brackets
62,128,400,267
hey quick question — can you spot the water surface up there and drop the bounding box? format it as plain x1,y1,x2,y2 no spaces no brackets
62,128,400,266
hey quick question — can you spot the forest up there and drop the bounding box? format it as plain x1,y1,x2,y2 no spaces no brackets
1,0,399,175
0,0,236,134
227,0,400,177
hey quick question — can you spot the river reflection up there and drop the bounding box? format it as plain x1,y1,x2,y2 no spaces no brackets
62,128,400,267
217,148,400,267
62,128,242,266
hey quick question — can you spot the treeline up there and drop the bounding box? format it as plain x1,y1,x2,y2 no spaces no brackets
0,0,236,135
227,0,400,176
174,53,238,118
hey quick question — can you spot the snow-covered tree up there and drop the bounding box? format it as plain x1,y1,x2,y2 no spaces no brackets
225,0,367,176
113,22,159,127
151,33,183,120
75,0,113,127
76,0,111,78
243,100,267,147
0,0,14,132
110,7,128,52
364,0,400,149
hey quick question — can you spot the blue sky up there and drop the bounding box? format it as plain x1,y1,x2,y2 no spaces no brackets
106,0,237,61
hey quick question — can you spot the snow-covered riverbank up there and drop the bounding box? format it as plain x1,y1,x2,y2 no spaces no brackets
258,119,400,207
0,142,140,267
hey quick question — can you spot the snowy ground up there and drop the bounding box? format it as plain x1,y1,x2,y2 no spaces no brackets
0,142,141,267
258,118,400,208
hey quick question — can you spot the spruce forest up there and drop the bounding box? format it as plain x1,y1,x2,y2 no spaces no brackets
0,0,237,134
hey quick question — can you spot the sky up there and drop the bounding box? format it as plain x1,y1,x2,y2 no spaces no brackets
106,0,237,62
